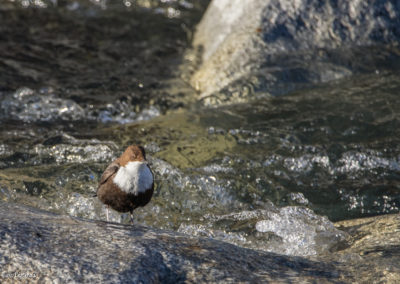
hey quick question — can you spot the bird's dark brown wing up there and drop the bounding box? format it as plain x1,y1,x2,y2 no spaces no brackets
98,161,120,186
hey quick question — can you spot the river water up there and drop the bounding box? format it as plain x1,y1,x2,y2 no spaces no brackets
0,0,399,257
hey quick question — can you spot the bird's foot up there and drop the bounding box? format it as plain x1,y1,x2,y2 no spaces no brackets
130,212,134,225
106,205,110,222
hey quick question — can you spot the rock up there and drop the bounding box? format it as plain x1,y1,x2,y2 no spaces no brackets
191,0,400,104
1,202,399,282
333,214,400,283
0,202,349,283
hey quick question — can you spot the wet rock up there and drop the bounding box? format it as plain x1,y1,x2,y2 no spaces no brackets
0,202,350,283
191,0,400,104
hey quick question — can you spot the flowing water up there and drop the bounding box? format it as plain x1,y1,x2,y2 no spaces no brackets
0,0,399,257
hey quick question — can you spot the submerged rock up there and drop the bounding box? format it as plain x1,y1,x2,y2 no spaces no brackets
191,0,400,104
0,202,348,283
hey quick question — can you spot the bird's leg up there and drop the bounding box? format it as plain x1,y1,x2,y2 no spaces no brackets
130,211,134,225
106,205,109,222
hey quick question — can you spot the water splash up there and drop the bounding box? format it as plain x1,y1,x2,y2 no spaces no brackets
179,206,348,256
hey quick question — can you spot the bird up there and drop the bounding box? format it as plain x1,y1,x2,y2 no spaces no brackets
96,145,154,224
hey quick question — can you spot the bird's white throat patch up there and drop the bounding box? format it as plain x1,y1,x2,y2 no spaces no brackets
113,161,153,195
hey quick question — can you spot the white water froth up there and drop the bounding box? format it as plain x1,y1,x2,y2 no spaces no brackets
179,206,347,257
1,87,85,122
254,206,345,256
272,150,399,175
0,87,161,124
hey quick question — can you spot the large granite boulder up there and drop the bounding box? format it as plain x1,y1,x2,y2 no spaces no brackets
191,0,400,104
0,202,347,283
1,202,399,283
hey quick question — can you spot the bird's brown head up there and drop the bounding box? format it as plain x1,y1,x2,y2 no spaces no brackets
119,145,146,166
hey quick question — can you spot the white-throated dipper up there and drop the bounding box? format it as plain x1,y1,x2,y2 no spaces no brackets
97,145,154,223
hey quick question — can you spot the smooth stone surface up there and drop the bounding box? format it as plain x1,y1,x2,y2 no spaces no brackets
332,213,400,283
0,202,349,283
191,0,400,103
1,202,399,283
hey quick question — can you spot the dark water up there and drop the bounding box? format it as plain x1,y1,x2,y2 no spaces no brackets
0,0,205,110
0,0,399,257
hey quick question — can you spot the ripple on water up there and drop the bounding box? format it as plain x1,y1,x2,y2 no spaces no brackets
0,87,85,122
94,102,160,124
335,151,400,174
0,87,161,124
150,157,240,211
34,141,118,165
0,133,119,168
